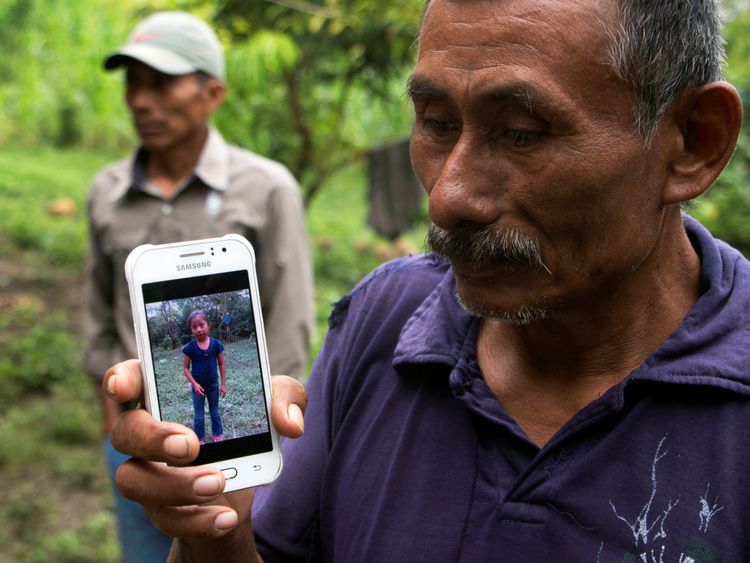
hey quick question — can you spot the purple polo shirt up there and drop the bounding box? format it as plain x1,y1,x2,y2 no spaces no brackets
254,215,750,562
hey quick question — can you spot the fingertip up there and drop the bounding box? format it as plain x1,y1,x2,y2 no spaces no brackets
215,510,238,531
104,359,143,402
193,473,224,498
164,434,193,460
105,370,118,400
288,403,305,435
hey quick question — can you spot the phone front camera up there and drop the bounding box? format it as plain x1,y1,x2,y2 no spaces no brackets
222,247,227,252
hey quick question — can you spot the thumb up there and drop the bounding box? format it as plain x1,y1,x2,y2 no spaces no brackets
270,375,307,438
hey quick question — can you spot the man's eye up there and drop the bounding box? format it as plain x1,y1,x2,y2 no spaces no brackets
154,75,173,92
422,118,457,136
502,129,541,147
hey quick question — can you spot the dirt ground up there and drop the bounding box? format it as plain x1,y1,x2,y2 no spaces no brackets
0,255,119,561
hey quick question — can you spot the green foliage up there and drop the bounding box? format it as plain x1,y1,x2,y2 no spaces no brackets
0,147,114,266
0,141,112,557
0,0,423,205
0,368,114,561
14,511,118,563
0,381,99,468
724,1,750,87
211,0,423,203
691,131,750,254
0,303,81,408
0,0,136,149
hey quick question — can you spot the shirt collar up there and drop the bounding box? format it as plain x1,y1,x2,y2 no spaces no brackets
109,127,230,203
193,127,230,192
393,259,477,371
635,214,750,392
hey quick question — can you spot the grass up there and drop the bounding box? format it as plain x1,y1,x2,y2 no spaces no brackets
0,146,116,269
0,142,118,464
0,142,427,561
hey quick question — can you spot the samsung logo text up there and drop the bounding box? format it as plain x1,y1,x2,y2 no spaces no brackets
177,261,211,272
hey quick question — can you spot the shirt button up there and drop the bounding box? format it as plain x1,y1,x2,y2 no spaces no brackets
161,203,174,215
449,374,465,396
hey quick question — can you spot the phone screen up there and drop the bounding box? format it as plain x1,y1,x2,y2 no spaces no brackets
140,269,272,465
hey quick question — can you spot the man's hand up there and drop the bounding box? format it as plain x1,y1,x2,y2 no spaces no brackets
103,359,307,560
99,385,122,435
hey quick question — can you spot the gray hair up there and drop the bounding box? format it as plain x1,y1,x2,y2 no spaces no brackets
605,0,725,143
419,0,726,143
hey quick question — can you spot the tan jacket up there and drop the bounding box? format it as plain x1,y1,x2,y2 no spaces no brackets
84,129,313,381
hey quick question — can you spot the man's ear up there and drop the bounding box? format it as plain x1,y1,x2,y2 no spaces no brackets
662,81,743,205
205,79,227,113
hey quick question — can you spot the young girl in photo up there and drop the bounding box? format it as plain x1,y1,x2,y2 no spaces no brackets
182,310,227,444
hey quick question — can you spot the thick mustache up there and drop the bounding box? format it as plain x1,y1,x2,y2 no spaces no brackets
427,224,549,273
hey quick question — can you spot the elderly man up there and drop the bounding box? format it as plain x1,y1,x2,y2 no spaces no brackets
105,1,749,561
84,11,313,562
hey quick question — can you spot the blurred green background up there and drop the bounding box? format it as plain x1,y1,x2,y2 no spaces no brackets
0,0,749,561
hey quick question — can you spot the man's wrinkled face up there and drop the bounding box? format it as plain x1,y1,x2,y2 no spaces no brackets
410,0,671,322
124,61,215,152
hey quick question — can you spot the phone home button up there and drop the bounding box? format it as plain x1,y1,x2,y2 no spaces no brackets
220,467,238,480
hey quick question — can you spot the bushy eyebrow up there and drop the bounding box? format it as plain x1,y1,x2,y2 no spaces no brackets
491,85,541,114
407,75,446,101
407,74,544,115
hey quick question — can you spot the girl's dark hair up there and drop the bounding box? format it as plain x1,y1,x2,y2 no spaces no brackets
187,310,208,329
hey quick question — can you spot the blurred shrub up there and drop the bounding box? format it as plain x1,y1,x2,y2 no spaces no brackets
0,147,112,268
691,129,750,255
17,511,118,563
0,303,80,406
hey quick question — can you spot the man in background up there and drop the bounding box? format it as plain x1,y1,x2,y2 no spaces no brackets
83,11,313,562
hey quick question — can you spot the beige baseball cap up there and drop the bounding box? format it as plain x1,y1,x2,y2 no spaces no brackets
104,11,225,80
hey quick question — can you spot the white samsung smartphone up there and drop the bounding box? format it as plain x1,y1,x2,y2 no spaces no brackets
125,234,282,492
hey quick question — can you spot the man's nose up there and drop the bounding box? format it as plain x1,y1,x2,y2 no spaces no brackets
427,135,501,231
126,85,157,113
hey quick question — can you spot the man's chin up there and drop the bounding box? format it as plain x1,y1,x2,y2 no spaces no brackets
455,293,549,325
139,137,169,151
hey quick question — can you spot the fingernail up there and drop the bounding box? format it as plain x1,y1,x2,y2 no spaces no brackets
194,474,222,497
106,373,117,398
215,511,238,531
163,434,191,458
288,403,304,434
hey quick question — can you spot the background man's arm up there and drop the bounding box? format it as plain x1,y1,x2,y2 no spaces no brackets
83,209,122,433
257,181,314,380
